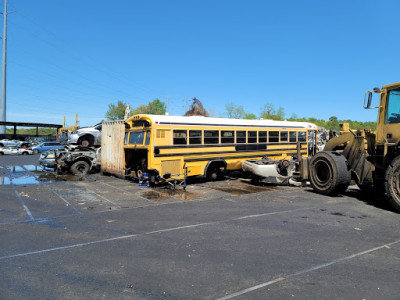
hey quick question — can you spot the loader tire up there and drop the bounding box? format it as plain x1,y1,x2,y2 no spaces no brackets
385,156,400,212
309,151,351,195
70,160,90,176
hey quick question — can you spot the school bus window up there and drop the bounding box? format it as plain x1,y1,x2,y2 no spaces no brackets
289,132,297,142
298,132,307,142
269,131,279,142
173,130,187,145
204,130,219,144
124,132,128,145
280,131,288,142
258,131,267,143
189,130,202,144
129,131,145,144
145,130,151,145
248,131,257,143
221,131,234,143
237,131,246,143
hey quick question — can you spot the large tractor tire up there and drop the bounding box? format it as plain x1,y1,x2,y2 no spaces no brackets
309,151,351,195
385,156,400,212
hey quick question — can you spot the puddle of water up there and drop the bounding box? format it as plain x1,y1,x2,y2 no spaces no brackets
210,182,276,195
167,189,201,201
12,175,41,185
11,166,26,174
0,169,81,185
141,189,201,201
142,191,167,200
211,187,253,195
243,185,276,192
23,165,44,172
0,176,11,185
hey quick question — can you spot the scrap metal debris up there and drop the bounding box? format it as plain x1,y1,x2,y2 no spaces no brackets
242,158,297,185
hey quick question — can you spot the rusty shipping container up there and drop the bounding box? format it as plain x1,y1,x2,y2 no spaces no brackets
101,120,125,178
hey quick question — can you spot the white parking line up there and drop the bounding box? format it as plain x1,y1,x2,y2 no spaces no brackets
0,207,312,260
215,239,400,300
47,187,82,214
13,187,34,221
89,190,122,209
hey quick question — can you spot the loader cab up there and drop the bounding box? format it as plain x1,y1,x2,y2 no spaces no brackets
365,82,400,148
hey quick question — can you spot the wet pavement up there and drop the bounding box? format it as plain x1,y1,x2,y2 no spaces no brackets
1,155,400,299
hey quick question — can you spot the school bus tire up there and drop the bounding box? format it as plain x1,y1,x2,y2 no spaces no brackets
205,160,226,181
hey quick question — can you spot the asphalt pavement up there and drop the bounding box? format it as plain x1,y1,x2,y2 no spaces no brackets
1,155,400,299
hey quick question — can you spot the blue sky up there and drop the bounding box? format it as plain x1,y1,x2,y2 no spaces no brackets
3,0,399,126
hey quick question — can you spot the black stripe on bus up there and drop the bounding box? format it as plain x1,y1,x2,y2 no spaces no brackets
155,147,307,158
158,122,308,129
184,152,307,163
155,142,306,150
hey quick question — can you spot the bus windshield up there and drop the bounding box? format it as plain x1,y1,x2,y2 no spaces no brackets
129,131,145,144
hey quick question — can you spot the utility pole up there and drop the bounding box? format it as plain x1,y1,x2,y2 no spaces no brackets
0,0,14,134
165,96,169,115
185,96,187,114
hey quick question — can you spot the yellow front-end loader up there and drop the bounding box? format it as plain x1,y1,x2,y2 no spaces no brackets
299,82,400,211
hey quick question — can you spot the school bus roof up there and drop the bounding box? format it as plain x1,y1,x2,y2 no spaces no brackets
127,114,318,130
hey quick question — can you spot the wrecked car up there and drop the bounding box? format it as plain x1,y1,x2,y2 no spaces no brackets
242,157,298,185
39,150,66,169
56,146,100,175
67,123,102,147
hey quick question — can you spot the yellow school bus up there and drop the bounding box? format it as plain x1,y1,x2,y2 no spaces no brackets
124,114,317,181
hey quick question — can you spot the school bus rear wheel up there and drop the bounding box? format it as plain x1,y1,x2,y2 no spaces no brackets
207,166,224,181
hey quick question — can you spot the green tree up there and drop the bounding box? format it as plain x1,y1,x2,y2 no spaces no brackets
147,99,167,114
132,98,166,115
273,107,285,120
105,100,128,120
260,103,275,119
260,103,285,120
243,113,257,119
132,104,148,114
327,116,339,130
225,102,245,119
